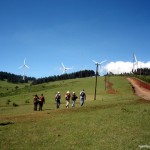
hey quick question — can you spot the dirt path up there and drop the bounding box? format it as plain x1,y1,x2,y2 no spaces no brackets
106,81,117,94
127,77,150,101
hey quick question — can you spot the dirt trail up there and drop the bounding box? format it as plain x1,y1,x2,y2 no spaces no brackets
127,77,150,101
106,81,117,94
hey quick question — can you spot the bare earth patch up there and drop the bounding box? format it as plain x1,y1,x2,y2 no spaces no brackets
127,77,150,101
106,81,117,94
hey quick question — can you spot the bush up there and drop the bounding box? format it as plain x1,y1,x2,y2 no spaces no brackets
0,93,4,97
25,100,30,103
6,99,11,105
13,102,19,107
15,86,19,90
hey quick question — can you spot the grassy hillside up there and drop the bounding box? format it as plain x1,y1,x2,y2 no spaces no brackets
0,76,150,150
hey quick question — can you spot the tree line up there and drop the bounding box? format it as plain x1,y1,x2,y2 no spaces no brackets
0,71,36,83
1,68,149,85
133,68,150,75
0,70,95,84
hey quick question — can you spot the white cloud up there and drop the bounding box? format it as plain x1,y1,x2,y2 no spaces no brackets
103,61,150,74
140,61,150,68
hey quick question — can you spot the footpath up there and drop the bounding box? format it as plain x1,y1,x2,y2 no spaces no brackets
127,77,150,101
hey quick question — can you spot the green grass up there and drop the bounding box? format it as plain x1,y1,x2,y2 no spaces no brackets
137,75,150,83
0,76,150,150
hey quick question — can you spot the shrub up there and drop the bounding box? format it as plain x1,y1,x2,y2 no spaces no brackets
0,93,4,97
13,102,19,107
6,99,11,105
25,100,30,103
15,86,19,90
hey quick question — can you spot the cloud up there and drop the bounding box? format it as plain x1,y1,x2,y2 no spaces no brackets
103,61,150,74
141,61,150,68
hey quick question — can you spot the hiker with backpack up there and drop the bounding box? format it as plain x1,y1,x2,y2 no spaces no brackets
65,91,71,108
71,92,78,107
80,89,86,106
55,92,61,109
39,94,45,111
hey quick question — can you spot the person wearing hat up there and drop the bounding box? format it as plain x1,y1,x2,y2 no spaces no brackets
80,89,86,106
71,92,78,107
65,91,71,108
55,92,61,109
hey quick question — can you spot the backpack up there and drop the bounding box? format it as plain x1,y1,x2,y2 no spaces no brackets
80,92,85,97
65,93,70,100
72,94,78,100
56,94,60,100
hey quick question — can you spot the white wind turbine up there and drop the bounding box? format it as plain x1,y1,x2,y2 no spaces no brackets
92,60,107,75
92,59,107,100
19,58,30,80
61,63,72,74
132,53,138,72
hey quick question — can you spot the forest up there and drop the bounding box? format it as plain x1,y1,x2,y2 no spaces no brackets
0,70,95,84
0,68,150,84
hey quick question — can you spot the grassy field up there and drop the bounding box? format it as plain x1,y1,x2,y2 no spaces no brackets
0,76,150,150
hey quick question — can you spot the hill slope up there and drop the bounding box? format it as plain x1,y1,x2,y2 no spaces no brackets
0,76,150,150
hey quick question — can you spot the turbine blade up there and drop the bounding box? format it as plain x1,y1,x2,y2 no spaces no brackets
100,60,107,64
92,60,98,64
24,58,26,65
133,53,138,62
18,65,23,69
61,63,65,69
98,65,101,75
25,65,30,69
66,67,72,70
135,56,138,62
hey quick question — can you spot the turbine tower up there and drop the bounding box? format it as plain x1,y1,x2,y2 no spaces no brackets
61,63,72,74
19,58,30,80
92,59,107,100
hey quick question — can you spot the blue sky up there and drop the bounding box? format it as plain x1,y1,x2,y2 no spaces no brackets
0,0,150,78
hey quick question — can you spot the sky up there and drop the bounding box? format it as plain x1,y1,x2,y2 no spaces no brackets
0,0,150,78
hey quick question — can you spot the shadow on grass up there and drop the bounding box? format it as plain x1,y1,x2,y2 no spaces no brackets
0,121,14,126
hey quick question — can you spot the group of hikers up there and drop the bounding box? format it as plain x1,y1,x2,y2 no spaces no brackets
55,89,86,109
33,94,45,111
33,89,86,110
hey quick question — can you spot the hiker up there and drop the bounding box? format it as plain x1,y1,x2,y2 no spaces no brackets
39,94,45,111
55,92,61,109
65,91,71,108
71,92,78,107
80,89,86,106
33,94,39,111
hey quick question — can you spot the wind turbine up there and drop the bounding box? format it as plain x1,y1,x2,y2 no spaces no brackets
92,60,107,75
61,63,72,74
132,53,138,73
19,58,30,80
92,59,107,100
